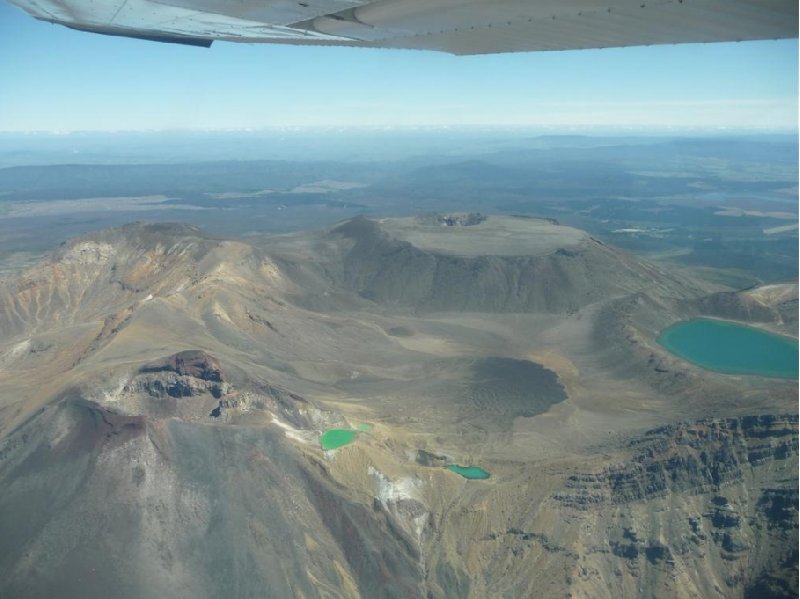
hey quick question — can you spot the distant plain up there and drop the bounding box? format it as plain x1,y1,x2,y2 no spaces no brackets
1,132,796,288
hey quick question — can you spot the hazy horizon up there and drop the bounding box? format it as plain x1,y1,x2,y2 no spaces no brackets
1,128,796,168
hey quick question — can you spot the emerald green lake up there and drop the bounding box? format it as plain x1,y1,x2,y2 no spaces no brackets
447,465,491,479
657,318,798,379
320,429,357,450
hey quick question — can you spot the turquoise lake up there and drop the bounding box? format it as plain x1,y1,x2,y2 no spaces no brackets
657,318,798,379
447,465,491,479
320,429,357,450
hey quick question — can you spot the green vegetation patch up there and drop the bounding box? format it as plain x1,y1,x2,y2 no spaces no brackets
658,318,798,379
447,464,491,479
320,429,357,450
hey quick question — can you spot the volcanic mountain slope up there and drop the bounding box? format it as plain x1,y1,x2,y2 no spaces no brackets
0,217,796,599
0,223,428,597
319,215,706,313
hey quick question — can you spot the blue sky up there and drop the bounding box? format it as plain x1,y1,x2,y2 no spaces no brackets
0,1,797,132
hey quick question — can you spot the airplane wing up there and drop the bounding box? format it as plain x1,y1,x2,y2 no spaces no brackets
7,0,798,54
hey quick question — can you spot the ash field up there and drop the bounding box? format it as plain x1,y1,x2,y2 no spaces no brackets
0,211,796,599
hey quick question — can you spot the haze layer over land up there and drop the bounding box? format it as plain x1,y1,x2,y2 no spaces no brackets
2,133,796,286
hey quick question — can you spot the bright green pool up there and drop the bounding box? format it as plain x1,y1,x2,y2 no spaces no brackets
447,464,491,479
657,318,798,379
320,429,357,450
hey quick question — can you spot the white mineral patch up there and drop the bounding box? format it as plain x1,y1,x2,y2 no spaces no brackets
102,376,130,404
211,301,234,324
368,466,428,544
270,416,310,444
7,339,31,359
49,406,75,447
413,514,427,541
368,466,422,504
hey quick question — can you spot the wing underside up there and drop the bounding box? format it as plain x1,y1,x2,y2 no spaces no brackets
8,0,799,53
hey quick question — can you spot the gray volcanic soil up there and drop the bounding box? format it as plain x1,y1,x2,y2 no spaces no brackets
0,216,796,599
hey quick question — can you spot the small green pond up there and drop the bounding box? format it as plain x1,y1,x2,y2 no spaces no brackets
447,464,491,479
657,318,798,379
320,429,357,450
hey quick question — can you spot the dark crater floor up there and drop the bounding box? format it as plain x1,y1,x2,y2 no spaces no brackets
466,357,567,426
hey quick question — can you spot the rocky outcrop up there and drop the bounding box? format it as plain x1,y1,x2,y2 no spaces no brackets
556,415,797,507
117,350,313,427
140,350,224,382
416,449,449,467
415,212,487,227
132,351,229,403
541,415,798,598
608,528,673,565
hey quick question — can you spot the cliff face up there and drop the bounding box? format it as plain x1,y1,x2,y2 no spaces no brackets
547,415,798,599
558,415,797,506
140,349,224,382
420,415,798,599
